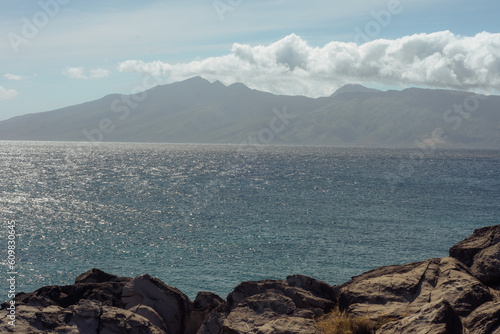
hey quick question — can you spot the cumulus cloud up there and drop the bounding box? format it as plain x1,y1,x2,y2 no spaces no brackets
63,67,111,79
4,73,23,81
89,68,111,79
118,31,500,97
0,86,19,101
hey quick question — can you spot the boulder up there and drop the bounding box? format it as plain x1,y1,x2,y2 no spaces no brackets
222,292,318,334
227,277,335,312
0,301,166,334
6,269,132,310
121,274,194,334
464,301,500,334
198,276,335,333
75,268,124,284
188,292,225,333
450,225,500,286
377,299,463,334
335,256,494,321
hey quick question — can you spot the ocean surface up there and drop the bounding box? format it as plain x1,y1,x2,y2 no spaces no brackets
1,142,499,300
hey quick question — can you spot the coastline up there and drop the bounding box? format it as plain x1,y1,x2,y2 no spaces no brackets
1,225,499,333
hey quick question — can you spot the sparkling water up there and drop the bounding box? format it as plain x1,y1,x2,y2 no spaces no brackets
1,142,499,300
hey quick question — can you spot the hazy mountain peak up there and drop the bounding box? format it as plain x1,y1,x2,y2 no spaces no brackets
331,84,381,97
228,82,251,90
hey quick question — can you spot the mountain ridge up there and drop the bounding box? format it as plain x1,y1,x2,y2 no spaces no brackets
0,76,498,148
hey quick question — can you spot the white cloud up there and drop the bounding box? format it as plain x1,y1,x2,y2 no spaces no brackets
89,68,111,79
118,31,500,97
63,67,111,80
63,67,87,79
0,86,19,101
4,73,23,81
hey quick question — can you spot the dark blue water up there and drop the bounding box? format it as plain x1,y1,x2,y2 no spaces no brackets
0,142,499,300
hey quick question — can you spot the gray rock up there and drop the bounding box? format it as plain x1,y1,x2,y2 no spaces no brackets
121,274,194,334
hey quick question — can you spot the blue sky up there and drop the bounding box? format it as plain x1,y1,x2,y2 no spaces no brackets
1,0,499,121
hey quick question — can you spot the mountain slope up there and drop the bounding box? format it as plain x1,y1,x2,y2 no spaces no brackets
0,77,498,148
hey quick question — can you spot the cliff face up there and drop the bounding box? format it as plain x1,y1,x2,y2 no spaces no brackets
1,225,499,334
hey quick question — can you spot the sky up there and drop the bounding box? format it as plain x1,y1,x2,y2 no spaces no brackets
0,0,499,121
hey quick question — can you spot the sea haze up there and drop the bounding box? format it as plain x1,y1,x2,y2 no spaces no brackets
1,142,499,299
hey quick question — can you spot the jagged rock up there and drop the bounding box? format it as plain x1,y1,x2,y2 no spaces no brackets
11,279,130,309
450,225,500,286
121,274,194,334
69,300,166,334
75,268,123,284
377,299,463,334
0,301,166,334
196,303,231,334
198,276,335,333
129,304,168,332
188,292,225,333
464,301,500,334
228,278,335,312
335,256,494,321
286,274,337,303
222,292,318,334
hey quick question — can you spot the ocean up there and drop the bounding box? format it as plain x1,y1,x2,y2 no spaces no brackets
1,141,499,300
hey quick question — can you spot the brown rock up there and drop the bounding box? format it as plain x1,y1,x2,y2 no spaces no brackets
464,301,500,334
0,301,167,334
198,276,335,334
222,292,318,334
377,299,463,334
336,257,493,320
450,225,500,286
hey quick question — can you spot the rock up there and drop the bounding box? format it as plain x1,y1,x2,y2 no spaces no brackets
335,256,494,321
377,299,463,334
286,274,337,303
464,301,500,334
69,299,167,334
0,301,167,334
198,276,335,334
75,268,121,284
222,292,318,334
450,225,500,286
11,279,130,309
227,278,335,312
188,292,225,333
129,304,168,332
121,274,194,334
196,303,231,334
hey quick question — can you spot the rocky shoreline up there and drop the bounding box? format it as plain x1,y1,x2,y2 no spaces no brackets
2,225,499,333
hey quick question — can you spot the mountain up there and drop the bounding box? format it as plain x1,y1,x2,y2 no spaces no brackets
0,76,499,148
330,84,381,96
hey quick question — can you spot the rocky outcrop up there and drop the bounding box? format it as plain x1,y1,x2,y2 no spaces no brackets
450,225,500,287
1,225,500,334
0,269,220,334
197,275,336,334
334,225,500,333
